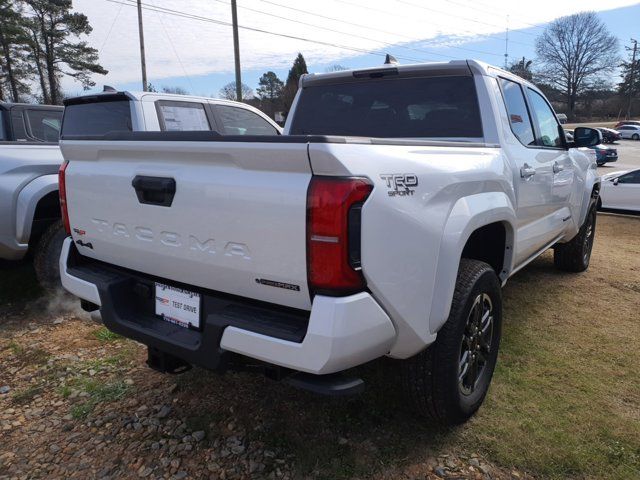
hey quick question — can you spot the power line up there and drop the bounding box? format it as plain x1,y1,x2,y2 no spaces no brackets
148,0,195,92
254,0,512,57
392,0,537,37
104,0,429,63
438,0,547,31
211,0,454,61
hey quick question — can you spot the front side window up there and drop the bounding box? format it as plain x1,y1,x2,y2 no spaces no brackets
498,78,535,146
617,171,640,184
157,101,211,131
25,109,62,142
290,75,482,139
216,106,278,135
528,89,562,148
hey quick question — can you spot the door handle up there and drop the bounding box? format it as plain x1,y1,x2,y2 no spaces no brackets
553,162,564,173
520,164,536,178
132,175,176,207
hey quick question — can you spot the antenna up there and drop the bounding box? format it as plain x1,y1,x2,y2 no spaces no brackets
384,54,398,65
504,15,509,69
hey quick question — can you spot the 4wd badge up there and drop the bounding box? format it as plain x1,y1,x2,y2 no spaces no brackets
380,173,418,197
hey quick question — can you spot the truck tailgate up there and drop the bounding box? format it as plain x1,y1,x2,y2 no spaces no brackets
61,139,313,310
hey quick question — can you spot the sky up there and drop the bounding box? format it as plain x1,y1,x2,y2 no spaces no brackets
62,0,640,98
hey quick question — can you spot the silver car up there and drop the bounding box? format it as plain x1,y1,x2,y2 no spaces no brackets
617,124,640,140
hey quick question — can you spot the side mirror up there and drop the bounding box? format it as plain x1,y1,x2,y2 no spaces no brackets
613,178,619,186
574,127,602,147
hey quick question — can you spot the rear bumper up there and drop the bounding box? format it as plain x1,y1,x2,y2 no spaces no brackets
59,238,396,375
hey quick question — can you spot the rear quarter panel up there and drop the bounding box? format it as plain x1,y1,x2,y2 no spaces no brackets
308,142,516,358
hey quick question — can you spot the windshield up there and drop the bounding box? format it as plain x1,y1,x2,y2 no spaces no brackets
289,75,483,140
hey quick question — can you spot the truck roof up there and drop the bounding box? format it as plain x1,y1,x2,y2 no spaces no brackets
0,102,64,111
64,90,258,109
299,59,538,91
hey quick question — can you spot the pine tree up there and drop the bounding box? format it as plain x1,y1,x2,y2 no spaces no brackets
283,53,308,114
256,71,284,118
24,0,107,104
0,0,32,102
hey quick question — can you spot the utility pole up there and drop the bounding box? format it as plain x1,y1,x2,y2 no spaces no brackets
504,15,509,69
137,0,148,92
231,0,242,101
626,38,637,120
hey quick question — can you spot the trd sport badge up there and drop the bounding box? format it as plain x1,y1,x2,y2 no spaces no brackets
380,173,418,197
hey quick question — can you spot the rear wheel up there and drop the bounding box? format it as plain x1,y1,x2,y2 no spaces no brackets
33,220,68,291
401,259,502,425
633,133,640,140
554,202,596,272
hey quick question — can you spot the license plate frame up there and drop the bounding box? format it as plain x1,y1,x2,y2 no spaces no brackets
154,282,202,330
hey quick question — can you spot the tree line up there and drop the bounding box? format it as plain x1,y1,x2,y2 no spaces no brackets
217,52,310,121
0,0,106,105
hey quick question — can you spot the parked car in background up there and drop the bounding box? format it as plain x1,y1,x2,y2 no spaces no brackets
596,127,621,144
617,124,640,140
598,169,640,213
556,113,568,124
59,60,601,425
614,120,640,129
591,144,618,166
0,102,66,289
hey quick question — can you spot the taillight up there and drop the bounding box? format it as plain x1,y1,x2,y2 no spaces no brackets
59,160,71,235
307,176,373,296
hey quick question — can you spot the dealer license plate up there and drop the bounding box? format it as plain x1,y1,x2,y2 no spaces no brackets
155,283,201,329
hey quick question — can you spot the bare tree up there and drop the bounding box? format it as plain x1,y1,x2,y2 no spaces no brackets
535,12,618,119
161,86,189,95
219,81,253,101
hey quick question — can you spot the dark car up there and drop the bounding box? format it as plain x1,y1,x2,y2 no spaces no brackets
596,127,621,144
591,144,618,166
614,120,640,129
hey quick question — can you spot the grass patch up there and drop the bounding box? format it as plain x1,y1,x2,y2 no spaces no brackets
12,385,43,404
7,341,50,366
66,376,131,419
451,215,640,479
92,326,121,343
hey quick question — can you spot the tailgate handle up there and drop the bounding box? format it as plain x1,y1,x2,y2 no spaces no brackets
132,176,176,207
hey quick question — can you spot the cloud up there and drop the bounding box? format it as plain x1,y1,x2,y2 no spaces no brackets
65,0,638,89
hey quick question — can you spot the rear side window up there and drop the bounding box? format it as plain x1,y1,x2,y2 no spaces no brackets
25,109,62,142
498,78,535,146
215,106,278,135
289,76,482,138
157,101,211,131
62,99,132,137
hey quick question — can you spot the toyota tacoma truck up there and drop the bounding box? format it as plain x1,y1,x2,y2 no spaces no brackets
58,60,601,424
0,102,66,289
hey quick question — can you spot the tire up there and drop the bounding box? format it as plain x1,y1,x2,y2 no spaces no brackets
33,220,69,291
401,259,502,425
553,201,597,272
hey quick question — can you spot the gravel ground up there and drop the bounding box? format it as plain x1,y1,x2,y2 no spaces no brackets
0,296,533,480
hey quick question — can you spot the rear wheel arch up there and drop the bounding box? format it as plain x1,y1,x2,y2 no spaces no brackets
460,221,514,281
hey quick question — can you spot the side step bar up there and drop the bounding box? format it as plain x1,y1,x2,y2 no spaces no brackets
284,372,365,396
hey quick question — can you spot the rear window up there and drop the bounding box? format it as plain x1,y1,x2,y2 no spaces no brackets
62,99,132,137
289,76,482,139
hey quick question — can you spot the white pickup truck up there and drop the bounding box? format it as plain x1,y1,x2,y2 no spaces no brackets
59,60,601,424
